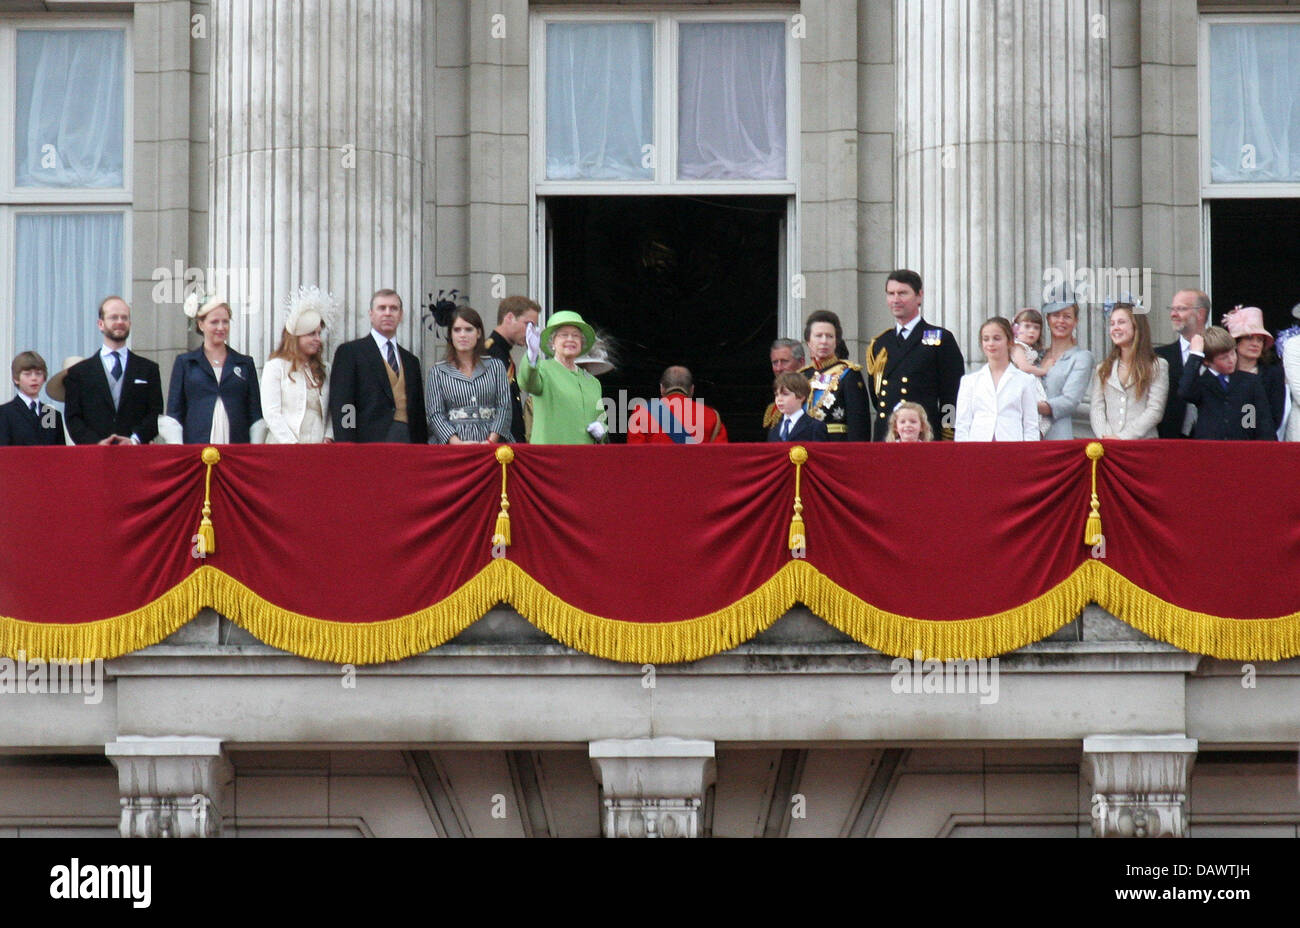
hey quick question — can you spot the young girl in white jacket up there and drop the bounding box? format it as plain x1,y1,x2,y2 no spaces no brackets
955,317,1041,442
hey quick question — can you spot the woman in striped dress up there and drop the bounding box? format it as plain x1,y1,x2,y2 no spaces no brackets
425,306,513,444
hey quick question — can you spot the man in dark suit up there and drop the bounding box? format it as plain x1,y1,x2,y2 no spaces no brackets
0,351,65,445
62,296,164,445
1155,288,1210,439
864,270,965,441
484,295,539,443
1178,327,1275,440
328,288,428,443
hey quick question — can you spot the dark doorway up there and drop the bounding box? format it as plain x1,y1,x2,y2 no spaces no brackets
546,195,784,443
1210,198,1300,333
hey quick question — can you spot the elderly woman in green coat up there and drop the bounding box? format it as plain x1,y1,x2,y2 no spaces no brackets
519,310,609,444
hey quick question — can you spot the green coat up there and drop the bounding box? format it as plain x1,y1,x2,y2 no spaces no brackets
518,356,607,445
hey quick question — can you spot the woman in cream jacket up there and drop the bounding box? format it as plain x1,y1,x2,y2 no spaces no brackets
261,287,336,444
1089,303,1168,440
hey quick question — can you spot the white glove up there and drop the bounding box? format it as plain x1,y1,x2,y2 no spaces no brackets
586,420,607,442
525,321,541,364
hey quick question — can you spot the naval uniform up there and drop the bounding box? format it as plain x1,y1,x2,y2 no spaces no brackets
800,357,869,441
484,332,526,444
865,318,965,441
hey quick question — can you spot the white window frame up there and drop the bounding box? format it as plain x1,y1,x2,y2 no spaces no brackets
529,8,802,334
0,14,132,377
1199,13,1300,199
530,9,800,196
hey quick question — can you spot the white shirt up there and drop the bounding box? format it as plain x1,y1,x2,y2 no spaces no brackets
370,329,400,364
954,364,1041,441
16,392,39,413
896,313,920,341
779,408,805,437
100,344,128,378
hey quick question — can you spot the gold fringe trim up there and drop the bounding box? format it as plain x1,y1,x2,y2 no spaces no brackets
803,560,1093,660
499,558,801,665
1087,560,1300,662
0,570,212,662
4,558,1300,664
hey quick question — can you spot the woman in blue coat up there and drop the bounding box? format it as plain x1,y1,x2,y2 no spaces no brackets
166,295,262,443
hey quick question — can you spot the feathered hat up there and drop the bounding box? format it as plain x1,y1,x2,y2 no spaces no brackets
282,285,341,336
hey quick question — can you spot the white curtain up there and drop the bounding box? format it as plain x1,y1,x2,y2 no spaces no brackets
15,29,125,188
546,23,653,180
15,213,125,386
1209,24,1300,183
678,23,786,180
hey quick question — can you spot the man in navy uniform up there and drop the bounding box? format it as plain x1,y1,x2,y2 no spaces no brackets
484,295,539,443
865,270,965,441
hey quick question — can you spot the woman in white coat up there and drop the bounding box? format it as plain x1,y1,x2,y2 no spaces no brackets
262,287,337,444
955,317,1041,442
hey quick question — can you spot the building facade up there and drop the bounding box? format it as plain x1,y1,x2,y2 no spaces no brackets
0,0,1298,837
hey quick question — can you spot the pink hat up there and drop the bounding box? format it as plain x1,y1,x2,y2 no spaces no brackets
1222,306,1273,349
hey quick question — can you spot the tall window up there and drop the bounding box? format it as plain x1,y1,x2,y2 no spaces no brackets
1201,17,1300,193
533,12,798,193
0,20,131,385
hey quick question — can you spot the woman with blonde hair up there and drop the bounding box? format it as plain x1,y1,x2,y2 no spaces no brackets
1088,301,1168,440
262,286,338,443
165,293,262,443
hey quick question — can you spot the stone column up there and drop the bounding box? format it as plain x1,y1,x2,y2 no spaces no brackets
105,737,233,838
895,0,1112,357
589,738,716,839
1084,734,1197,838
208,0,424,363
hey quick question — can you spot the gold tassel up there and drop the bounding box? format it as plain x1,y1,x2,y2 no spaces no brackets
492,446,514,547
788,445,808,551
1083,441,1104,546
196,446,221,555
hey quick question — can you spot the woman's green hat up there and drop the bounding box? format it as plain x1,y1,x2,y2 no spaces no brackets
541,310,596,357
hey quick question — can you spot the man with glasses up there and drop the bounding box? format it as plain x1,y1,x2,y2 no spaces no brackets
1156,289,1210,439
62,296,164,445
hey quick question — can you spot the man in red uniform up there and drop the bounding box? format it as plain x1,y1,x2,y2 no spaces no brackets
626,366,728,444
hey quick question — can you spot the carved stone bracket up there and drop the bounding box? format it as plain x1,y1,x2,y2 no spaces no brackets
1084,734,1198,838
105,737,232,838
590,738,716,839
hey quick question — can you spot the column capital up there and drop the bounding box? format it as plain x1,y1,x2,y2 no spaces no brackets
589,738,716,838
105,737,233,838
1084,734,1198,838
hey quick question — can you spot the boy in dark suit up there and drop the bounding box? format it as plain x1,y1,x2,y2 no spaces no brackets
1178,326,1276,441
768,372,829,442
0,351,65,445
